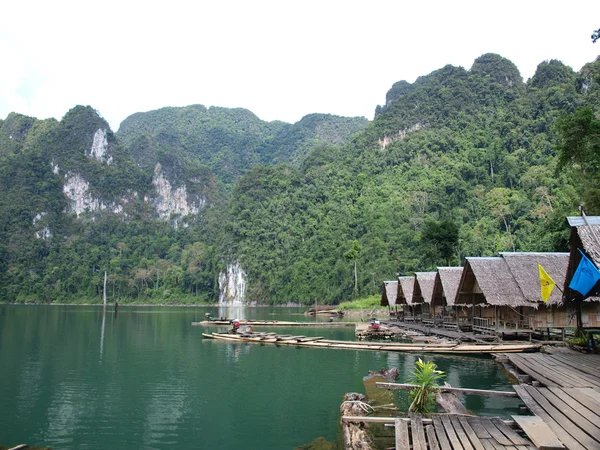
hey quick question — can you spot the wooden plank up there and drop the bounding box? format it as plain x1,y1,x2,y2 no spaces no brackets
490,417,530,445
479,439,497,450
548,353,600,377
518,385,595,450
411,413,428,450
458,416,486,450
479,417,513,446
508,355,560,387
513,385,585,450
534,354,600,388
535,387,600,441
441,414,464,450
395,418,410,450
426,424,441,450
432,415,454,450
376,382,518,397
548,387,600,424
467,417,492,439
520,354,587,387
576,386,600,405
449,415,474,450
511,415,565,450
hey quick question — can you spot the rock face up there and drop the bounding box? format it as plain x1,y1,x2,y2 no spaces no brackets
151,163,205,221
63,173,123,216
218,262,247,305
88,129,113,164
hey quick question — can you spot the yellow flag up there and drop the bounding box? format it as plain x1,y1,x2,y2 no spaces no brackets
538,264,556,303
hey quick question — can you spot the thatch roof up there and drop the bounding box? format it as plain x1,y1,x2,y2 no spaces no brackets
461,257,535,307
415,272,437,304
500,252,568,306
567,216,600,301
381,281,398,307
397,276,416,305
567,216,600,266
437,267,463,306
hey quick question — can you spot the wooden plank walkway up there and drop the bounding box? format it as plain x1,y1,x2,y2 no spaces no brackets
382,320,492,343
507,349,600,449
507,350,600,388
394,414,536,450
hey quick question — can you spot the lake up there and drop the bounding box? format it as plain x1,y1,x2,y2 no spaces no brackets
0,305,521,449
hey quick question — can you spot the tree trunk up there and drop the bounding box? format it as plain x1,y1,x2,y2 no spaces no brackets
353,259,358,297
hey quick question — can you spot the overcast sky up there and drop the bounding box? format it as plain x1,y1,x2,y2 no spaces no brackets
1,1,599,131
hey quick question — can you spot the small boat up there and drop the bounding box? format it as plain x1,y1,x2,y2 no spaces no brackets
201,331,541,354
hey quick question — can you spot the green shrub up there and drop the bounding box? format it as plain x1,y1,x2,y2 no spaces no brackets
408,359,445,414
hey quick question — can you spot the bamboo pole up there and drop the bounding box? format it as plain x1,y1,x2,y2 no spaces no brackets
375,382,518,397
103,271,107,308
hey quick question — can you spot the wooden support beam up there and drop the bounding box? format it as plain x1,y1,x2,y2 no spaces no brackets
376,382,518,397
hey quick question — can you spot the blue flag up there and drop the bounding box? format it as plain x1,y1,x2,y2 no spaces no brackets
569,249,600,297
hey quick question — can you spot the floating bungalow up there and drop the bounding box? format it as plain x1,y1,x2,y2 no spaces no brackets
414,272,437,324
380,280,399,316
565,215,600,328
397,276,416,321
456,257,537,336
436,267,463,329
500,252,571,334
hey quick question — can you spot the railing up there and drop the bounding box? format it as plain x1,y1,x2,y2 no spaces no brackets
473,317,533,334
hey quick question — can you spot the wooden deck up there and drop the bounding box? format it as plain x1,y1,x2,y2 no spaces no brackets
383,320,494,343
343,414,536,449
507,349,600,449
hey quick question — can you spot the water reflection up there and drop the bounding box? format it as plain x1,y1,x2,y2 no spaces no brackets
100,310,106,359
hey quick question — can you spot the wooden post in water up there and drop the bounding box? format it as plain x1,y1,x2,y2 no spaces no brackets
103,271,107,309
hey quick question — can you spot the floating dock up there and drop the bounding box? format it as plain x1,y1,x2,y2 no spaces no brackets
192,319,354,327
201,331,540,354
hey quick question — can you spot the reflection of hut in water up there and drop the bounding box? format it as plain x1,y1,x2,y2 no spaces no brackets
458,257,537,336
565,216,600,328
380,280,399,316
436,267,463,329
397,276,416,321
414,272,436,324
500,252,571,332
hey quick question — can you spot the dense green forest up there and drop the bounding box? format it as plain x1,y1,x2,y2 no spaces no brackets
0,53,599,305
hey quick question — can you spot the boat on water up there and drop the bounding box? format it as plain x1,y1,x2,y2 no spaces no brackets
201,331,541,354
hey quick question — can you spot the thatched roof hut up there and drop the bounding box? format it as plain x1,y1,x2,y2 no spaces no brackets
566,216,600,301
415,272,437,304
397,276,416,305
381,280,398,307
500,252,569,306
459,257,534,307
437,267,462,306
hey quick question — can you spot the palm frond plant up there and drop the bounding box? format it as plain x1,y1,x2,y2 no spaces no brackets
408,358,445,414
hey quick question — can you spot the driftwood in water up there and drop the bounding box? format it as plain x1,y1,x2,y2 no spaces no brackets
340,393,374,450
435,382,469,414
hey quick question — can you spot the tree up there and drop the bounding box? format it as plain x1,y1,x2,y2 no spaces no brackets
592,28,600,43
555,107,600,211
420,220,459,266
344,240,361,298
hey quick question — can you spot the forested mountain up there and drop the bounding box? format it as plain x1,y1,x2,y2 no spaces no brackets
0,53,599,304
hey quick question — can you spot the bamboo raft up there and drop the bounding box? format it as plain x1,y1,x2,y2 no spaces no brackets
192,319,354,327
201,332,541,354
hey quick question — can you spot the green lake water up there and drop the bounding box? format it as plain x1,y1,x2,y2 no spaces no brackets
0,305,521,449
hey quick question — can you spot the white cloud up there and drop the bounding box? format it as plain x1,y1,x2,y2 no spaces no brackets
1,0,599,130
